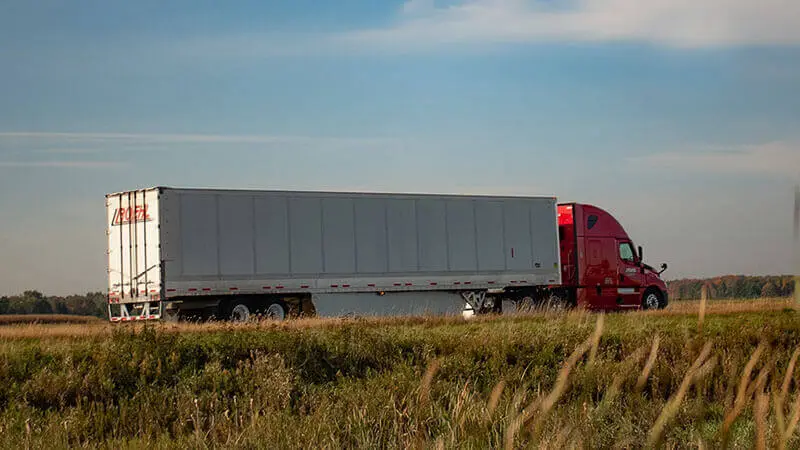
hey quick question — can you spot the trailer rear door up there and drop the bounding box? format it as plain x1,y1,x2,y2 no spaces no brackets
106,189,162,309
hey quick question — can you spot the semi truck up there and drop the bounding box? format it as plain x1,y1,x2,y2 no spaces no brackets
106,187,668,322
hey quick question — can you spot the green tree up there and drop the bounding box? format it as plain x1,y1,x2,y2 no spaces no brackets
761,282,779,298
32,298,53,314
52,298,70,315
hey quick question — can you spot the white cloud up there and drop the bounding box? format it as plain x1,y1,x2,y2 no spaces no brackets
338,0,800,49
629,141,800,178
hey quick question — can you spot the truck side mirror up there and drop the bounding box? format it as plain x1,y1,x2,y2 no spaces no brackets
638,246,643,262
658,263,668,275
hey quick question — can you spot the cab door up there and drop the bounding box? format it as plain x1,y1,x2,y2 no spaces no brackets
581,237,619,309
616,240,643,306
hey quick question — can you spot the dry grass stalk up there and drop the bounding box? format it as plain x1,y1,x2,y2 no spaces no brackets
776,347,800,441
698,285,708,333
646,341,714,448
453,380,471,433
595,344,650,416
781,348,800,400
747,361,775,400
782,390,800,446
418,358,441,409
524,339,593,438
503,337,592,449
504,415,523,450
755,385,769,450
595,373,625,417
775,390,787,450
588,313,604,365
502,386,529,447
411,358,442,450
543,425,573,450
487,380,506,419
636,334,661,393
720,341,767,446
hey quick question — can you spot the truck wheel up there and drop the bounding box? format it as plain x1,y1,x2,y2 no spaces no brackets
229,301,252,322
642,288,664,310
264,300,287,321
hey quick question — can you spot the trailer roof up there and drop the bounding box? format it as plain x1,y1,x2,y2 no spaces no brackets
106,186,557,201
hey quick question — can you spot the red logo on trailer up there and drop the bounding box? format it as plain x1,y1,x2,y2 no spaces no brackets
112,205,152,225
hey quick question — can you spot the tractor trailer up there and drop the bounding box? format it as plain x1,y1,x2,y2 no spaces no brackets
106,187,668,322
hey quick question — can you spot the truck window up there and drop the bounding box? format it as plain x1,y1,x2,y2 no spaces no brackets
619,242,635,263
587,215,598,230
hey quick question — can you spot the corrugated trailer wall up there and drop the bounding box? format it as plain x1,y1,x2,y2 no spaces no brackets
159,188,561,295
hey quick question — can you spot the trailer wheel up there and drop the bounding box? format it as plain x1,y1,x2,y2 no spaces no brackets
642,288,664,310
229,301,252,322
263,300,287,321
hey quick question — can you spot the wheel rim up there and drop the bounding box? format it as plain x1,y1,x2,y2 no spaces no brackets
645,293,659,309
547,295,565,310
231,304,250,322
516,296,534,313
265,303,286,321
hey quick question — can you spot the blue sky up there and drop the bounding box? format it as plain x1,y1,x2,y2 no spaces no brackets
1,0,798,295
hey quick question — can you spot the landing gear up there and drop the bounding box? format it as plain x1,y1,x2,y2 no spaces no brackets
461,290,498,318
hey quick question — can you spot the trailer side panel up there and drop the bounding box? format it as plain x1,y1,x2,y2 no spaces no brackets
154,189,561,298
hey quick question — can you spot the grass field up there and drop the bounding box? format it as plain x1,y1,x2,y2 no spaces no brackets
0,314,103,325
0,298,798,448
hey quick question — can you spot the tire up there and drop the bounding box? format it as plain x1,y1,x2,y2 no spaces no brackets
229,300,252,322
513,290,569,313
263,299,288,321
642,288,665,310
226,298,288,322
516,295,536,313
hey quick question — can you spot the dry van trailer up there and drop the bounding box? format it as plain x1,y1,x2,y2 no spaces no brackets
106,187,562,321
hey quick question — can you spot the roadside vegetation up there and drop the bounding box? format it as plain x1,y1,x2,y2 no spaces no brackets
668,275,795,300
0,314,102,325
0,298,798,448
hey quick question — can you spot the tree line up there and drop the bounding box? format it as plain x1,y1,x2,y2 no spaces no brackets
667,275,796,301
0,291,106,317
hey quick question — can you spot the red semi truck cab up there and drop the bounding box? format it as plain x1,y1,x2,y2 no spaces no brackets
557,203,668,310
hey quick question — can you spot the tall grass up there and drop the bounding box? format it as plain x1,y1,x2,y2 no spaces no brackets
0,299,798,448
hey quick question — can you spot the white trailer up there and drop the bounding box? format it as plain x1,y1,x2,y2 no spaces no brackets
106,187,562,322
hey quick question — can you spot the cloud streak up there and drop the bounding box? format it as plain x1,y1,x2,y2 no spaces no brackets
629,141,800,178
338,0,800,50
0,160,126,169
0,132,393,146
